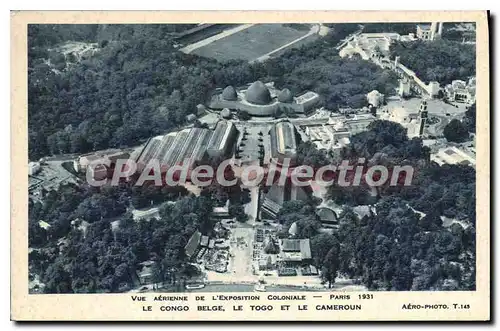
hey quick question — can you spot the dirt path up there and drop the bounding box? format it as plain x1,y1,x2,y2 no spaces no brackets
180,24,255,54
230,227,254,278
243,186,259,223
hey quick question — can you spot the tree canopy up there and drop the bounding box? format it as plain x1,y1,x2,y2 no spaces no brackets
463,103,476,134
325,120,475,223
389,39,475,85
28,23,397,160
30,192,213,293
443,119,470,143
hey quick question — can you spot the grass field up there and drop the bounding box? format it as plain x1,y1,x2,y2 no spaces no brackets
267,33,320,59
191,24,315,62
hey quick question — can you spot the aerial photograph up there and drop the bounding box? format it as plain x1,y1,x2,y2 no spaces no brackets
28,22,477,294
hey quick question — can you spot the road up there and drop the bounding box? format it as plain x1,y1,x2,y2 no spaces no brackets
131,277,367,293
252,24,321,63
227,226,255,280
244,185,259,222
180,24,255,54
186,283,321,292
426,111,464,137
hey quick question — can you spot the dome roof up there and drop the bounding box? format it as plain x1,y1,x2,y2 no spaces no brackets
317,207,337,222
222,86,238,101
367,90,383,107
221,108,231,119
245,81,272,105
278,88,293,103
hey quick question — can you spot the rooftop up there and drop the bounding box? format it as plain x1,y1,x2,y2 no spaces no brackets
245,81,272,105
222,86,238,101
280,239,312,261
185,231,202,258
273,121,298,154
207,120,234,152
317,207,338,223
417,24,432,30
295,91,319,105
278,88,294,103
431,146,476,167
137,127,213,169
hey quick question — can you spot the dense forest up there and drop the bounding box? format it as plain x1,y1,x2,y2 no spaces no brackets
30,193,214,293
28,24,476,293
29,165,249,292
289,121,476,290
28,23,396,160
277,196,475,291
324,120,476,223
389,39,475,84
440,23,476,42
29,122,476,293
29,181,191,247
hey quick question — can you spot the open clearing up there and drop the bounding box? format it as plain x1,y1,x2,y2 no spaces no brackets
190,24,317,62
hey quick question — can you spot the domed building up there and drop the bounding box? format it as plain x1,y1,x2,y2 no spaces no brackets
245,81,272,105
222,86,238,101
316,207,338,227
366,90,384,108
278,88,294,103
220,108,231,119
208,81,320,117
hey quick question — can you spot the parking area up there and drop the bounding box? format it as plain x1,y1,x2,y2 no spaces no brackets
235,124,272,165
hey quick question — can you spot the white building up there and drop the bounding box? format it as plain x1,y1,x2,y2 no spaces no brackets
28,162,41,176
342,114,376,135
304,123,350,155
398,80,411,98
431,146,476,168
339,33,409,60
444,78,476,105
73,150,130,173
366,90,384,108
394,61,441,98
416,22,443,41
427,81,441,97
385,104,427,138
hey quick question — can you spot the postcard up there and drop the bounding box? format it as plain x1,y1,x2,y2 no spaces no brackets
11,10,490,321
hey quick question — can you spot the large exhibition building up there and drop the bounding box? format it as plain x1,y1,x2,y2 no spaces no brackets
208,81,320,116
269,120,301,167
134,120,238,172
